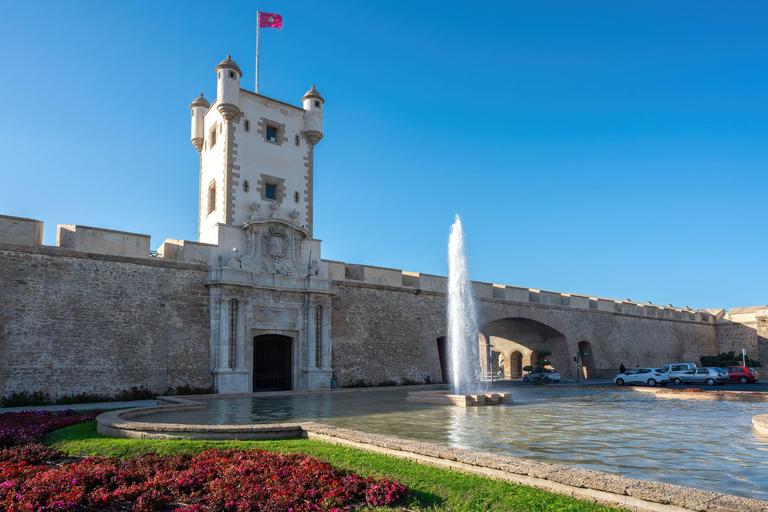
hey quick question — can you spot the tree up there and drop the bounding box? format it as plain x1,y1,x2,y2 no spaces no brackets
522,350,553,384
700,351,762,368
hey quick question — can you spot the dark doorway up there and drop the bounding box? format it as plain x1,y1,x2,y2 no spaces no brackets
253,335,292,391
436,336,450,384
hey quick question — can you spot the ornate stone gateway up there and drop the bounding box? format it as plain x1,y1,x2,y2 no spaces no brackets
253,334,293,391
207,218,334,394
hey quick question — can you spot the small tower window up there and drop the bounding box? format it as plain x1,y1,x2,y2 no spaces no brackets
207,180,216,214
266,126,277,142
295,134,300,146
229,71,235,78
265,184,277,200
244,120,250,132
209,125,217,148
294,191,300,203
315,100,320,108
243,180,250,192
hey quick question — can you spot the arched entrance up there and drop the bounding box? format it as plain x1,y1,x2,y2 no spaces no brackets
578,341,595,379
483,317,569,379
435,336,449,384
253,334,292,391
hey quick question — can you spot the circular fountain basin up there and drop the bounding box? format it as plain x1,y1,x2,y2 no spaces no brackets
99,386,768,504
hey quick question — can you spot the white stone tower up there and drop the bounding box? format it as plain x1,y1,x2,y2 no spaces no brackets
190,55,333,394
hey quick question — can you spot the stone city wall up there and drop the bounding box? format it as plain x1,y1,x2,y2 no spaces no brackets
328,261,720,386
715,306,768,370
0,242,211,398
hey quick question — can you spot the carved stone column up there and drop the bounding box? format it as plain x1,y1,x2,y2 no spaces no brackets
237,298,251,370
320,304,332,370
217,298,230,370
307,303,318,369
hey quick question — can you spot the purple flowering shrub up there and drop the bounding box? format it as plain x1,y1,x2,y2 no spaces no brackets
0,410,102,448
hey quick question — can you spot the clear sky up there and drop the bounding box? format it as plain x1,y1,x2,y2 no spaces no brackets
1,1,766,310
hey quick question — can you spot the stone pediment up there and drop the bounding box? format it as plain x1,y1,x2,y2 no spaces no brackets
239,219,309,277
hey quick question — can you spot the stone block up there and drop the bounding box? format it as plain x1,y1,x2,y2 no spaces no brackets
325,260,346,280
0,215,43,246
505,286,529,302
419,273,447,293
402,271,420,288
472,282,493,299
158,239,213,265
56,224,151,258
539,291,562,306
569,294,590,309
597,299,618,312
362,266,403,287
344,264,364,281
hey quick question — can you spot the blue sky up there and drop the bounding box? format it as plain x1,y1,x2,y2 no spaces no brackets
1,1,766,309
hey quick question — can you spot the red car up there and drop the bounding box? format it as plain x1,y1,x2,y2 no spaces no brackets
725,366,760,384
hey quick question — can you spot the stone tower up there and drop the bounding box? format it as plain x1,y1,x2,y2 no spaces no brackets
190,55,332,394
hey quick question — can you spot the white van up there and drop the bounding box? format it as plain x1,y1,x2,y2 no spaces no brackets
659,363,697,384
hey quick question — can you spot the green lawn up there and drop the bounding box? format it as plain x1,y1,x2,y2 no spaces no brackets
44,422,625,512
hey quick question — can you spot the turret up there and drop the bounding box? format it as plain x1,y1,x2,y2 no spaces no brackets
189,93,210,152
216,55,241,120
302,85,324,145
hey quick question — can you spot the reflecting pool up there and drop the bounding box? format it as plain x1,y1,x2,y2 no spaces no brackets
141,387,768,500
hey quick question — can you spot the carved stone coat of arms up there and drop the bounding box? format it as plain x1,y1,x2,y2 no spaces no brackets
239,220,309,276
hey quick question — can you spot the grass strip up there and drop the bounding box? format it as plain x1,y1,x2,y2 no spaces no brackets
44,422,625,512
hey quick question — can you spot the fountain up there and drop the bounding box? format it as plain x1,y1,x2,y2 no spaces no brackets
408,215,512,406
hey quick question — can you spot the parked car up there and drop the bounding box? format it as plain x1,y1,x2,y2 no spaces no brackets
658,363,697,385
677,367,730,386
522,368,561,383
725,366,760,384
615,368,669,387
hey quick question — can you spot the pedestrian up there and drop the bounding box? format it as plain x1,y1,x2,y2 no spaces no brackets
619,363,626,373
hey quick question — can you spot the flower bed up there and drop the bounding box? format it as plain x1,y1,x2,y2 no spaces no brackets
1,385,214,408
0,410,102,448
0,447,407,511
0,411,408,511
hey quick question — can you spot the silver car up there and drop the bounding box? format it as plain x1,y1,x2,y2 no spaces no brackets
677,367,730,386
659,363,697,385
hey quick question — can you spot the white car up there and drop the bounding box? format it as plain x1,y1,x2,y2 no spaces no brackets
522,368,561,383
615,368,669,387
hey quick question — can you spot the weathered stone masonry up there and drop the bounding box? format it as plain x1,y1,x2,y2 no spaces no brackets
0,243,210,397
329,268,721,386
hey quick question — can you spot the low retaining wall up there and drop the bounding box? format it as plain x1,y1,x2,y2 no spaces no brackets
96,393,768,512
634,387,768,402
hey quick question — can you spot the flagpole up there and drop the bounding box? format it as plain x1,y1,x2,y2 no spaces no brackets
256,9,260,93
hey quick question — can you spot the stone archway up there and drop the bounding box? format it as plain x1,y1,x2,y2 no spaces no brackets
435,336,450,384
578,340,596,379
482,317,570,379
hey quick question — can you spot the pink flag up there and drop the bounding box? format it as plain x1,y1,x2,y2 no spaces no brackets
258,12,282,29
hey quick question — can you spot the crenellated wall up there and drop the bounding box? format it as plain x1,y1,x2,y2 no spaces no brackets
325,260,715,324
0,215,759,397
0,231,211,397
326,260,722,385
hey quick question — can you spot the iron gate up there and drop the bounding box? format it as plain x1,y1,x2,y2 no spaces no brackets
253,335,292,391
